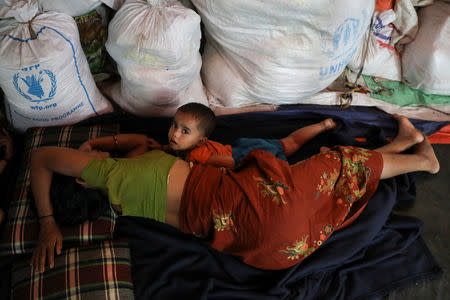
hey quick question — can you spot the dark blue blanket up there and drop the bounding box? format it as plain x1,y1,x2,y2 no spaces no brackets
114,105,444,300
1,105,445,299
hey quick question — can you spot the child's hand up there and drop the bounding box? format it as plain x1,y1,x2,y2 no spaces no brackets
0,128,13,160
78,141,93,152
147,138,162,150
322,118,336,130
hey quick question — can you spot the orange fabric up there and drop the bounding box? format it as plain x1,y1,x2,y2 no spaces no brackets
185,140,232,164
180,147,383,270
376,0,394,10
428,124,450,144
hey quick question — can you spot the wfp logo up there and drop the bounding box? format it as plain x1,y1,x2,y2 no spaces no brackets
13,64,57,103
320,18,361,60
319,15,365,79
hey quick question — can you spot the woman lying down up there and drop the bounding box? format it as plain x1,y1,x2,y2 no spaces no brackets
29,116,439,273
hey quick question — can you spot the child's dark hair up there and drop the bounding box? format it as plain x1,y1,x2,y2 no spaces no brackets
48,173,110,226
177,103,216,137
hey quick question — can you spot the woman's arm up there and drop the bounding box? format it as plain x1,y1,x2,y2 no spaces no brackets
30,146,98,273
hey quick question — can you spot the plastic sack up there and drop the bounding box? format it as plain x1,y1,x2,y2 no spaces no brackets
38,0,126,15
192,0,374,107
0,0,11,7
402,1,450,95
0,1,112,132
38,0,103,17
348,9,401,81
105,0,207,116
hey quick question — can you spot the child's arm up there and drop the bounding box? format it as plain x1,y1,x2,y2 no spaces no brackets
206,154,236,169
281,118,336,157
79,134,151,158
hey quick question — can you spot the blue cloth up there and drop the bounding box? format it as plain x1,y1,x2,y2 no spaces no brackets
231,138,286,165
112,105,444,300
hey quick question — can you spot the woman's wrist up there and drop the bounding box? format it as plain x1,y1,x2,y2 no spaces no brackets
39,214,55,223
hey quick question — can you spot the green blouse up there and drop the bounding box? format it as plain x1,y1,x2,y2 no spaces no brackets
81,150,178,222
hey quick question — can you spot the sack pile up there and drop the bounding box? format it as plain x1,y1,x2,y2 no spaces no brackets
105,0,207,116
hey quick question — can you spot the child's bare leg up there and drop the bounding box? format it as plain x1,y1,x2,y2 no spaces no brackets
376,114,424,154
379,136,439,179
282,118,336,156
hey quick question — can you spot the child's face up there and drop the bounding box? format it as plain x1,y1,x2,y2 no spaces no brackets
168,111,205,151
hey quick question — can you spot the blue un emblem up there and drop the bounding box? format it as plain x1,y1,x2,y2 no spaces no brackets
13,65,57,103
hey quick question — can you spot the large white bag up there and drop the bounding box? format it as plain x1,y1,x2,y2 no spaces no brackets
192,0,375,107
38,0,103,16
0,1,11,7
38,0,125,16
0,1,112,132
348,9,401,81
105,0,207,116
402,1,450,95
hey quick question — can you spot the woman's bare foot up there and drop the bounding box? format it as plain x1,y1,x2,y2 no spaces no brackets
393,114,424,148
376,114,424,154
413,135,440,174
321,118,336,131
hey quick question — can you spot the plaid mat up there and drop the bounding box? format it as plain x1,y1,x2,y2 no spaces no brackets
0,124,119,255
11,239,134,299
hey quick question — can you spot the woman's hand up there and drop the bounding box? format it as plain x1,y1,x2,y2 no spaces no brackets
31,217,63,273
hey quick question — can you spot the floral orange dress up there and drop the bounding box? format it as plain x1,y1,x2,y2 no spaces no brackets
179,146,383,270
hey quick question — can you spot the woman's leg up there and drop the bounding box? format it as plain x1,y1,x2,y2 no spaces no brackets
375,114,424,154
379,136,440,179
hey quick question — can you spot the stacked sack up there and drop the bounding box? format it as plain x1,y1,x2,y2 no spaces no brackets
347,9,401,81
0,0,112,132
191,0,374,107
106,0,207,117
38,0,126,15
401,1,450,95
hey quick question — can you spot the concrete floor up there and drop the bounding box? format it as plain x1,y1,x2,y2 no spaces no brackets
378,144,449,300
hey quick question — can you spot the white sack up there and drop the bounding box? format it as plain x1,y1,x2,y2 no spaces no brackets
102,0,127,10
38,0,102,16
106,0,207,116
0,0,11,7
192,0,374,107
37,0,125,16
0,4,112,132
402,1,450,95
348,9,401,81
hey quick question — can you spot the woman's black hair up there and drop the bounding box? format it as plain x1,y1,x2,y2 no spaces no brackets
48,173,110,226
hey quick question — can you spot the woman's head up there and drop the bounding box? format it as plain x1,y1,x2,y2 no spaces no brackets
48,173,110,226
